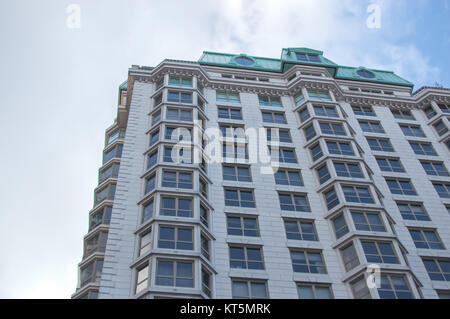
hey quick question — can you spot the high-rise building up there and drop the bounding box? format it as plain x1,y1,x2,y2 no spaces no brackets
72,47,450,299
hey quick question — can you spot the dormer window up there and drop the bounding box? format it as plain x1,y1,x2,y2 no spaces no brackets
234,56,255,66
357,69,376,79
295,53,321,62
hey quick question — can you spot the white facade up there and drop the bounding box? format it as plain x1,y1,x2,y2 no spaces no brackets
72,54,450,299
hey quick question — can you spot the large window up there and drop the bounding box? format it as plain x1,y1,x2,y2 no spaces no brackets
409,141,437,156
297,284,333,299
231,280,268,299
80,259,103,287
304,124,316,141
307,89,332,102
284,220,318,241
397,202,430,221
225,189,256,207
155,260,194,288
262,111,287,124
385,178,417,196
267,128,292,143
392,109,414,120
359,120,385,133
424,105,437,119
223,165,252,182
400,124,426,137
332,213,348,239
139,228,152,256
326,141,354,156
367,138,394,152
274,169,303,186
317,164,331,184
378,274,413,299
103,144,123,164
351,211,386,232
313,105,338,118
222,143,248,160
227,215,259,237
333,162,364,178
144,174,156,194
158,226,193,250
324,187,340,210
166,108,193,122
84,231,108,258
94,183,116,206
259,95,282,107
409,228,444,250
376,157,405,173
433,120,449,136
361,241,399,264
422,258,450,281
167,91,192,104
168,76,192,87
319,122,346,136
352,105,375,117
229,245,264,270
278,193,311,212
420,161,449,176
142,199,154,223
89,206,112,230
217,91,240,103
160,197,193,217
342,186,374,204
310,143,323,162
218,106,242,120
290,250,327,274
162,171,193,189
273,148,297,164
433,182,450,198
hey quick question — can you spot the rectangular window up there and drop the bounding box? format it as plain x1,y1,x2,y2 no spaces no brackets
89,206,112,230
310,143,323,162
333,162,364,178
200,205,209,227
351,211,386,232
297,284,333,299
267,128,292,143
94,183,116,206
359,120,385,133
351,276,371,299
139,228,152,256
155,260,193,287
397,202,430,221
299,107,310,122
284,220,318,241
217,91,240,103
103,144,123,164
259,95,282,107
201,268,212,298
409,141,437,156
167,91,193,104
147,151,158,169
308,89,332,102
433,120,449,136
317,164,331,184
279,193,311,212
376,157,405,173
168,76,192,87
262,111,287,124
290,250,327,274
231,280,268,299
422,258,450,281
80,259,103,287
420,161,449,176
158,226,193,250
201,234,210,260
378,274,413,299
296,53,321,62
274,169,303,186
352,105,375,117
331,215,348,240
225,189,256,207
392,109,415,120
400,124,426,137
229,245,264,270
142,200,154,223
84,231,108,258
326,141,354,156
341,243,360,272
227,215,259,237
304,124,316,141
438,103,450,113
324,187,340,210
424,105,437,119
162,171,193,189
222,143,249,160
218,106,243,120
223,165,252,182
99,163,120,183
166,108,193,122
386,178,417,196
160,197,193,217
107,128,125,146
295,92,305,106
409,228,444,249
367,138,394,152
220,124,246,139
342,186,374,203
319,122,346,136
314,105,338,118
361,241,399,264
272,148,297,163
135,264,149,294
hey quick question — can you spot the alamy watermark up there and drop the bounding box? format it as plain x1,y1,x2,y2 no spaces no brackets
66,4,81,29
366,3,381,29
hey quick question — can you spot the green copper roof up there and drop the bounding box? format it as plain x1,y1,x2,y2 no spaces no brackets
198,47,413,88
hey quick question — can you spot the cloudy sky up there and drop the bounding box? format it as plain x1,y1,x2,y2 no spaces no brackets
0,0,448,299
